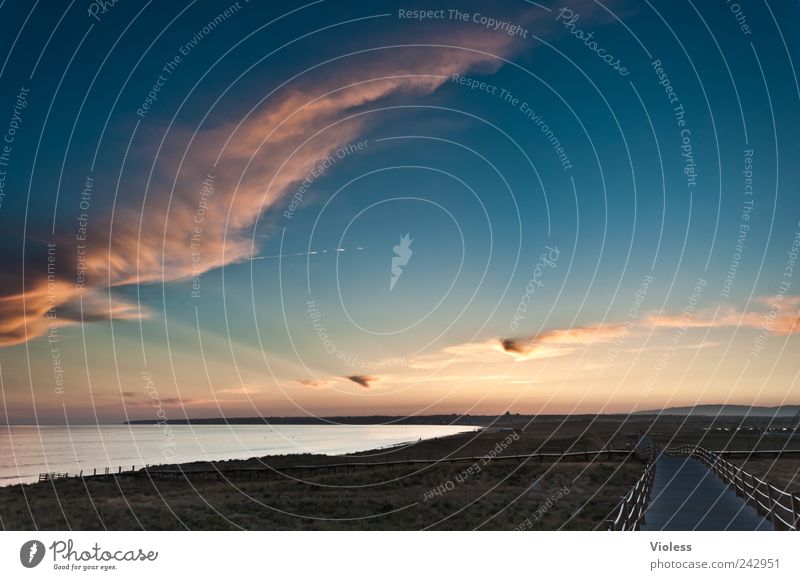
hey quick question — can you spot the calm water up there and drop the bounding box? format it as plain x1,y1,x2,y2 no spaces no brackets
0,424,479,486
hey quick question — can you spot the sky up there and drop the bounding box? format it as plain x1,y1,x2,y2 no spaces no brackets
0,0,798,424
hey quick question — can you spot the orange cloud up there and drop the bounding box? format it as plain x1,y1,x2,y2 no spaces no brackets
0,18,539,348
500,323,626,358
646,299,800,336
410,296,800,373
410,322,625,369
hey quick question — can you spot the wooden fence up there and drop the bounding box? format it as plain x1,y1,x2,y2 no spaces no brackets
607,443,656,531
39,465,142,482
37,448,637,483
665,444,800,531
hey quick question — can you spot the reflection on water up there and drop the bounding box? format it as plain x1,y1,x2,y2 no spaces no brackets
0,424,479,485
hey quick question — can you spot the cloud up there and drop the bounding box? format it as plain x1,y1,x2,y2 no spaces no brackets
646,299,800,336
159,397,189,405
499,323,626,360
0,12,548,348
122,395,195,406
215,384,266,395
296,379,328,389
410,322,625,369
410,295,800,372
344,375,378,388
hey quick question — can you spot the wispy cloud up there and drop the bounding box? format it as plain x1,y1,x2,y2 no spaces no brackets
296,379,328,390
646,298,800,336
0,14,544,348
408,297,800,373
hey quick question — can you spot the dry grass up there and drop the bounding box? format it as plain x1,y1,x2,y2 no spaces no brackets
0,422,646,530
731,458,800,493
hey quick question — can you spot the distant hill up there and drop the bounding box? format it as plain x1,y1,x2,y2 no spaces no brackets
634,404,800,418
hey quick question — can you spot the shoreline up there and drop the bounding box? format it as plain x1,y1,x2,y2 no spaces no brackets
1,424,484,489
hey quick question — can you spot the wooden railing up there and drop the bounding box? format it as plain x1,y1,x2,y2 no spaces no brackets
607,443,657,531
665,444,800,531
36,449,634,483
38,465,141,482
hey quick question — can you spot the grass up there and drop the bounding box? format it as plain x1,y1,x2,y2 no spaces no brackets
10,414,794,530
0,421,645,530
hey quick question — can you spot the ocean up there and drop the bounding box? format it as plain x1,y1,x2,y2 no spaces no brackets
0,424,479,486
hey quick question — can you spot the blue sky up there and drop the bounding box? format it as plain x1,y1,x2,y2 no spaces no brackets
0,0,798,423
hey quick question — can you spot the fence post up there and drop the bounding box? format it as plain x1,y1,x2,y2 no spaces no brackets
620,495,628,531
733,467,746,501
767,484,779,529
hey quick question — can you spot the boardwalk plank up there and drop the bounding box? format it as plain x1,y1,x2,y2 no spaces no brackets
641,454,772,531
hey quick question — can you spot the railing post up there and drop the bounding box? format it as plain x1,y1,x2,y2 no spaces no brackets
767,485,779,530
735,466,743,497
618,495,629,530
792,494,800,531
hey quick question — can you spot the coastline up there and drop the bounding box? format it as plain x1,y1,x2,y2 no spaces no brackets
0,417,647,530
0,423,484,488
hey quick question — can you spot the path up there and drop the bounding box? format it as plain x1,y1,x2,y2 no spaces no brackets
641,453,772,530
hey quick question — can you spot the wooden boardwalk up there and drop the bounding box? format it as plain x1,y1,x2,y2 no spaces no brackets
641,453,772,531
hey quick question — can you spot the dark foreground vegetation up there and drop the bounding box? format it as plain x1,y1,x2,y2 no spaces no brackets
2,414,798,530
